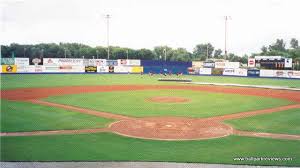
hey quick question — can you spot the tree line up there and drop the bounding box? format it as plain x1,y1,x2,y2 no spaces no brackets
1,38,299,64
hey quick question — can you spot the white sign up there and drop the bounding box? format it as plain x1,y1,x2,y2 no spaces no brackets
284,58,292,68
17,65,42,73
203,62,215,68
255,56,283,60
199,68,212,75
192,61,203,68
43,58,84,66
43,66,85,72
234,69,248,76
127,59,141,66
214,62,226,68
260,70,275,77
223,69,235,76
117,59,128,66
114,66,132,73
215,62,240,69
260,70,300,78
15,58,29,66
97,66,109,73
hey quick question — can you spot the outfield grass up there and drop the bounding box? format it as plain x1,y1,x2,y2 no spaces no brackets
1,74,300,90
45,90,293,118
225,108,300,135
0,100,113,132
1,133,299,166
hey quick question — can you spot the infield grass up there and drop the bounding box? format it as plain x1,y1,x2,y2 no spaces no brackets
225,108,300,135
0,99,114,132
1,133,299,166
1,74,300,90
45,90,293,118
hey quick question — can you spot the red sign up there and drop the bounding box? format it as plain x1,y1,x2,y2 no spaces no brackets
248,58,255,67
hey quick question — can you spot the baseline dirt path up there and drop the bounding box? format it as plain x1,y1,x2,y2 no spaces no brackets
1,85,299,140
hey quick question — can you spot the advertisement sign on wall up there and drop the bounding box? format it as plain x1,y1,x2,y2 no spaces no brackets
127,59,141,66
43,58,83,66
43,66,85,72
214,62,226,69
94,59,106,66
199,68,212,75
109,66,114,73
192,61,203,68
2,65,17,73
260,70,275,77
203,62,215,68
260,70,300,78
234,69,248,76
1,58,15,65
106,60,118,66
117,59,127,66
131,66,143,73
30,58,43,65
114,66,132,73
247,69,260,77
223,69,235,76
85,66,97,72
15,58,29,66
17,65,35,72
291,71,300,79
97,66,109,73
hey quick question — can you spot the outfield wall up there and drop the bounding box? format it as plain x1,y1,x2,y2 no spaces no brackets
1,58,300,79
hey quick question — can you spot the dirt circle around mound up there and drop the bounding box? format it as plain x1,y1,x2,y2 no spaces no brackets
147,96,191,103
109,117,233,140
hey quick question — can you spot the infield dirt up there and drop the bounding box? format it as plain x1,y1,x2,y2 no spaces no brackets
1,85,300,140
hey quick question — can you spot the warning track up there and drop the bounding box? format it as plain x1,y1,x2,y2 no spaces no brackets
1,85,300,140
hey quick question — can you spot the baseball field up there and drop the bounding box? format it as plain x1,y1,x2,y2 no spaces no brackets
1,74,300,166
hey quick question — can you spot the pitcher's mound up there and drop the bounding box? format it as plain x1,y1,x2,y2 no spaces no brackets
148,96,190,103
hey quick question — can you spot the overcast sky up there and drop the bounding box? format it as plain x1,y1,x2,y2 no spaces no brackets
0,0,299,55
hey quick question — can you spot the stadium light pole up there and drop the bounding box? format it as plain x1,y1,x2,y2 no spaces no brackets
206,45,209,60
224,16,231,60
164,47,167,61
64,48,66,58
126,49,129,60
96,50,99,59
105,14,111,60
23,47,26,57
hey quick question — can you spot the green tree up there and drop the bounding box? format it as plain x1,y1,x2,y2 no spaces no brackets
153,46,172,60
193,43,214,61
213,49,222,58
290,38,299,49
169,48,192,61
269,39,286,51
261,46,268,53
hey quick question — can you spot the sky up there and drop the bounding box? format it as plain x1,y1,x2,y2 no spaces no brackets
0,0,299,55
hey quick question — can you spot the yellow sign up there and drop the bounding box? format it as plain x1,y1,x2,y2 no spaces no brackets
2,65,17,73
131,66,143,73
